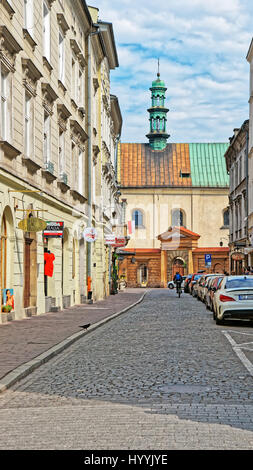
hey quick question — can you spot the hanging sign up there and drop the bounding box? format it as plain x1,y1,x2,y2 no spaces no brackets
43,221,64,238
113,237,126,248
231,251,245,261
83,227,98,242
18,217,47,232
105,234,116,245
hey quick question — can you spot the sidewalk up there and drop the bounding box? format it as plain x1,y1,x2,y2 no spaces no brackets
0,288,147,393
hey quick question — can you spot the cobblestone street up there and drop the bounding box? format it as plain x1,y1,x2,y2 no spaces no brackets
0,289,253,450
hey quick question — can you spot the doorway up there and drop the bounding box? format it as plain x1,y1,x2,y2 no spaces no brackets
172,257,185,278
24,233,37,309
139,264,148,287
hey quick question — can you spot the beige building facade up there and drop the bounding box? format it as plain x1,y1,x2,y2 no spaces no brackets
246,39,253,267
0,0,122,323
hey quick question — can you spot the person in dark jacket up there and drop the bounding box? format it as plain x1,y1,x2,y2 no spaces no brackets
173,272,183,293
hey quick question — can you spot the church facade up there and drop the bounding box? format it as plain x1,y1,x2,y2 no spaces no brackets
118,72,230,287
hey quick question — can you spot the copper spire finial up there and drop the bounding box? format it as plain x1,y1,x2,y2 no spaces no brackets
157,58,160,78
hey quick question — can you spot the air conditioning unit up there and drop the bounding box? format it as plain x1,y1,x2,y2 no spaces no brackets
45,161,54,174
59,172,68,185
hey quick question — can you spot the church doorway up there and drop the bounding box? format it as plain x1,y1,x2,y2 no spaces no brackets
172,257,185,278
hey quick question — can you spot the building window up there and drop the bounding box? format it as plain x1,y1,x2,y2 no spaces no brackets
0,65,12,141
71,56,77,102
59,129,65,176
223,209,229,227
77,67,84,107
72,239,76,279
43,0,51,62
172,209,184,227
132,210,143,228
43,111,51,164
78,149,83,194
24,91,34,157
58,28,65,83
24,0,34,35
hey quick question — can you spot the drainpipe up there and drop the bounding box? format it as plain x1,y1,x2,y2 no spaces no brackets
87,27,101,301
87,32,93,301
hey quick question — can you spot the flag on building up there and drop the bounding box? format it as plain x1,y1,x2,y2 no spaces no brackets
128,220,135,234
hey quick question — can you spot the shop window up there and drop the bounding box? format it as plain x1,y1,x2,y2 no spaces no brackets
1,213,7,290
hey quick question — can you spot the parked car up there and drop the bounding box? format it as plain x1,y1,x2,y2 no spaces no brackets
198,274,222,303
184,274,193,293
213,275,253,325
168,276,187,289
192,277,201,297
205,275,224,311
188,273,204,294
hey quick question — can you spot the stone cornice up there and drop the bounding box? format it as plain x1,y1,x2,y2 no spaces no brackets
0,25,22,67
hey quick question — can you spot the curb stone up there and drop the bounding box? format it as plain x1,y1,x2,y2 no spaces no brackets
0,291,147,394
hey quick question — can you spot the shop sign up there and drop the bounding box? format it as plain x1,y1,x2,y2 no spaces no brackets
83,227,98,242
43,221,64,238
105,234,116,245
113,237,126,247
18,217,47,232
231,251,245,261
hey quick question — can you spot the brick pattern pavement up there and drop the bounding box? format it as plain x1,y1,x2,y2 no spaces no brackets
0,289,146,382
0,289,253,450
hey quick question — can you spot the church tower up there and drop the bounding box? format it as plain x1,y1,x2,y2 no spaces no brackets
146,64,170,150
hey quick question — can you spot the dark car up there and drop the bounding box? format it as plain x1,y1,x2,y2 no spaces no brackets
184,274,193,293
188,273,204,295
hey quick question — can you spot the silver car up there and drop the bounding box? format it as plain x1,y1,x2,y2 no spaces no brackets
168,276,187,289
213,275,253,325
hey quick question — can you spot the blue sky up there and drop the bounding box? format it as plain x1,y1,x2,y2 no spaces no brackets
94,0,253,143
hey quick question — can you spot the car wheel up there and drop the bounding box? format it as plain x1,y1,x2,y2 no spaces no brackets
168,284,174,289
213,307,216,320
216,309,224,325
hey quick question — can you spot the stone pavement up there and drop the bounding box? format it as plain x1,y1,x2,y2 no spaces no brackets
0,288,146,393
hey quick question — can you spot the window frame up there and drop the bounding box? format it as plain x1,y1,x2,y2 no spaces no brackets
132,209,144,229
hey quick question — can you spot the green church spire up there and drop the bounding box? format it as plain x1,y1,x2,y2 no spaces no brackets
146,62,170,151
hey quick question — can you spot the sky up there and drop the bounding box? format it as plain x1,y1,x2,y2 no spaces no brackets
93,0,253,144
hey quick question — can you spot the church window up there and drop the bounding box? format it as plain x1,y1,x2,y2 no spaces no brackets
223,209,229,227
172,209,184,227
132,210,144,228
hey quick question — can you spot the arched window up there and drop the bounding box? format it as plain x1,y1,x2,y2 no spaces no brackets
223,209,229,227
132,210,143,228
156,117,160,130
172,209,184,227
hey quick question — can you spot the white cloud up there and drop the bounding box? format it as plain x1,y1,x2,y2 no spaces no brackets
94,0,253,143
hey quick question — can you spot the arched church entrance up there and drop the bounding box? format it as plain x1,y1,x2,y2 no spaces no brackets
172,257,185,278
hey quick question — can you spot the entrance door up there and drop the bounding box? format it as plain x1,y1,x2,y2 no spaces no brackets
139,264,148,287
172,257,185,278
24,237,32,308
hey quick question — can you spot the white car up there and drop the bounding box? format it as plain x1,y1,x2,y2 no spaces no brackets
213,275,253,325
168,276,187,289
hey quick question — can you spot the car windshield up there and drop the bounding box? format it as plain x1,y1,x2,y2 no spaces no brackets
225,278,253,289
194,275,202,280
